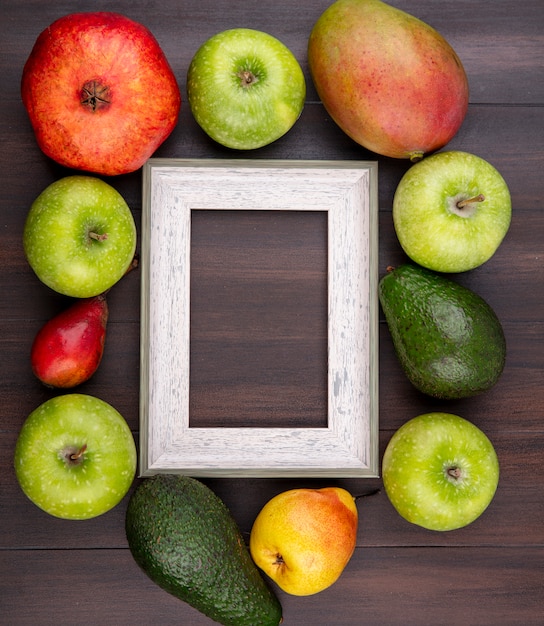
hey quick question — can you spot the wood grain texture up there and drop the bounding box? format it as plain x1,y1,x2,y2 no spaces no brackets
190,209,329,428
1,0,543,624
2,547,543,625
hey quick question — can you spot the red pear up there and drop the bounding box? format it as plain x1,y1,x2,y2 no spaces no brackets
31,295,108,388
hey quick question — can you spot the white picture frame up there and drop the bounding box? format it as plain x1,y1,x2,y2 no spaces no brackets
140,159,379,477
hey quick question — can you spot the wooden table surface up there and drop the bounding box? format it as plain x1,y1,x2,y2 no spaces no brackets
1,1,543,624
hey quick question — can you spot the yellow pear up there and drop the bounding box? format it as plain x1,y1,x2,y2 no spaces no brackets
249,487,358,596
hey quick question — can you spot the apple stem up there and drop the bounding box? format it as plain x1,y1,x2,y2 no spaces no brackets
89,231,108,242
447,467,462,480
237,69,259,88
70,444,87,461
456,194,485,209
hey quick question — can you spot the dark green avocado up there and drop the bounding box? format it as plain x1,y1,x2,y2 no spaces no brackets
125,474,282,626
379,264,506,399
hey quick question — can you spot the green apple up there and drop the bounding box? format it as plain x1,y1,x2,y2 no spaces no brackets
187,28,306,149
393,151,511,272
23,176,137,297
382,412,499,531
14,394,137,520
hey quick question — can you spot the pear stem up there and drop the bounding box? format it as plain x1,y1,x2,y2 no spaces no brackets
354,488,380,501
456,194,485,209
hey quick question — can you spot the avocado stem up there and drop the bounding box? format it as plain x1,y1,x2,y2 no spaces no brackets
456,194,485,209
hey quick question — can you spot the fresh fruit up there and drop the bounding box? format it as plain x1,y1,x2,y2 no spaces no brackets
21,11,180,175
379,264,506,399
382,412,500,531
249,487,358,596
393,151,512,272
307,0,469,160
23,176,137,298
125,475,282,626
31,294,108,388
187,28,306,149
14,394,137,520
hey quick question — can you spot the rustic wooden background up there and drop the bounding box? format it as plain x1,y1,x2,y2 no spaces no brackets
1,1,542,624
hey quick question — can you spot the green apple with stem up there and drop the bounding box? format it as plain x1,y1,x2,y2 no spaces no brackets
14,393,137,520
393,151,511,272
187,28,306,150
23,175,137,298
382,412,499,531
